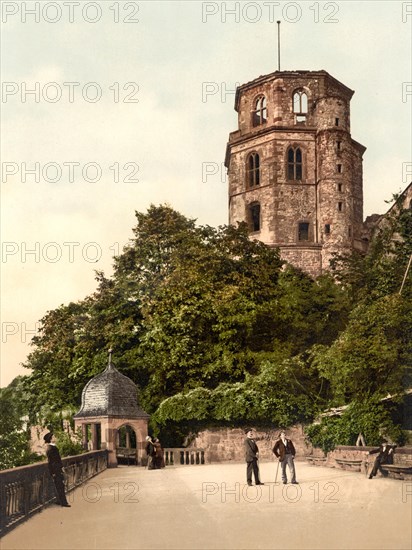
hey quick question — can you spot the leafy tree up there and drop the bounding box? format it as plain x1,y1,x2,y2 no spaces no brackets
0,377,39,469
305,398,405,453
131,213,284,410
22,302,89,420
331,200,412,304
311,294,411,404
53,428,84,458
18,202,410,451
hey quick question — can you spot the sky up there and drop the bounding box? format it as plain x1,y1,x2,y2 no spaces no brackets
1,0,411,387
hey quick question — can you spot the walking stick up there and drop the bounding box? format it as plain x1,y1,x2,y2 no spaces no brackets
275,459,280,484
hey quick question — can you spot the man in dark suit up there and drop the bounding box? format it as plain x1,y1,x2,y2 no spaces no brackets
244,428,264,486
368,439,394,479
273,430,298,484
44,432,70,507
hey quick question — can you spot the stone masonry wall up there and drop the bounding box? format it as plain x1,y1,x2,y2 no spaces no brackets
190,425,312,463
227,70,365,278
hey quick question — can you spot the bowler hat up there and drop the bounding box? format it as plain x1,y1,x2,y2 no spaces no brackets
43,432,53,443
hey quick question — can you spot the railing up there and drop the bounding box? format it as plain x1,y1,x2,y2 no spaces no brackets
116,447,137,466
163,448,207,466
0,450,108,536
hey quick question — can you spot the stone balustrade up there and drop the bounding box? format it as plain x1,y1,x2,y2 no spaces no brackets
163,448,207,466
0,450,108,536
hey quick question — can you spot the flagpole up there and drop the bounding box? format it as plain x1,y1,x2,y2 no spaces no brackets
277,21,281,71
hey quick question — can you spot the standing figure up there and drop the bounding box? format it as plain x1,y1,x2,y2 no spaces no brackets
153,438,165,469
273,430,298,484
368,439,394,479
44,432,71,507
145,436,156,470
244,428,263,486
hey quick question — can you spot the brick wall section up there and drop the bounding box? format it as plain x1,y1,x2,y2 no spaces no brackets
190,425,312,463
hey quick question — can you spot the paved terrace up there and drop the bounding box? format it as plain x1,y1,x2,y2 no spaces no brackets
1,462,411,550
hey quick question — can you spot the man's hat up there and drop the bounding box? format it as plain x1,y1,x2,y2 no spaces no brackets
43,432,53,443
244,428,252,434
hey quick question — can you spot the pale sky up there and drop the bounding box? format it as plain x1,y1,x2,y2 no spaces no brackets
1,0,411,387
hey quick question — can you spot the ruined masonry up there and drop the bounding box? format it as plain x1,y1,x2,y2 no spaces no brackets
225,70,366,277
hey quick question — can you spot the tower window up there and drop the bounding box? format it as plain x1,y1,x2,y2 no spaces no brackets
287,147,302,181
338,202,343,212
293,90,308,122
335,118,340,126
247,152,260,187
348,226,352,237
337,164,342,173
252,96,267,127
249,203,261,232
338,183,343,192
336,141,341,150
298,222,310,241
325,224,331,235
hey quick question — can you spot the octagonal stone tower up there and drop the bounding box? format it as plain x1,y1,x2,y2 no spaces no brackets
225,70,366,277
74,352,149,467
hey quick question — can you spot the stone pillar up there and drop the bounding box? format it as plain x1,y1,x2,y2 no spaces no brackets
91,423,98,450
126,430,131,449
81,423,88,451
273,79,284,125
106,426,118,468
134,420,149,466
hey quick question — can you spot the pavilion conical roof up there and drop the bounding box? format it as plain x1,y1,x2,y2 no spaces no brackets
74,352,149,419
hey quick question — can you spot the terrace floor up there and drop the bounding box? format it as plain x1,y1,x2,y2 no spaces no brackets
1,461,411,550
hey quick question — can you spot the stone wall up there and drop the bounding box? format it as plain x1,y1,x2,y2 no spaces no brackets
29,422,74,456
327,445,372,474
190,425,312,463
309,445,412,480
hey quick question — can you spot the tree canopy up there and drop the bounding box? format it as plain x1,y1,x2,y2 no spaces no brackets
3,201,410,455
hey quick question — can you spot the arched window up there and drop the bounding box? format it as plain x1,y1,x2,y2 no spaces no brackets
298,222,310,241
247,152,260,187
287,147,302,181
293,91,308,113
293,90,308,122
252,96,267,126
249,203,261,232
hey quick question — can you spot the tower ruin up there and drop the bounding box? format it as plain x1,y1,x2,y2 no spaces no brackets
225,70,366,277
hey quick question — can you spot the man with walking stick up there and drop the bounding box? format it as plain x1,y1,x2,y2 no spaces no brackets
273,430,298,484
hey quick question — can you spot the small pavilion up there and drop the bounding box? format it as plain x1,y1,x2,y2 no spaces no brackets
74,350,150,467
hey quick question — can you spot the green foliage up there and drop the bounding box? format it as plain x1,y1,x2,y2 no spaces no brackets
305,417,342,454
54,429,84,458
12,202,410,451
153,356,320,429
331,201,412,304
311,294,411,402
305,398,406,453
0,377,38,470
